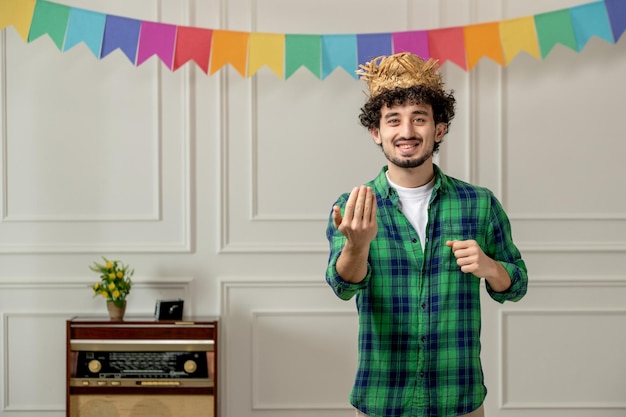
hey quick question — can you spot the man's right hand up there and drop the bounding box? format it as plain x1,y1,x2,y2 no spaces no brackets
332,185,378,249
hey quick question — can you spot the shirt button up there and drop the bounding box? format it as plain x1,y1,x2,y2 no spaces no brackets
420,371,425,377
421,303,426,309
421,336,426,342
412,238,417,243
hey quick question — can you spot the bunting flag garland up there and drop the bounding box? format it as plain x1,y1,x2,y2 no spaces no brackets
1,0,626,79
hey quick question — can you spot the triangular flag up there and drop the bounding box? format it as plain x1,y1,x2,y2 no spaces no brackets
1,0,36,41
28,0,71,51
357,33,393,68
173,26,213,73
393,31,430,59
284,34,321,79
136,21,177,69
100,15,141,64
321,34,357,79
464,22,504,70
209,30,249,77
248,32,285,78
569,1,613,50
605,0,626,42
499,16,540,65
534,9,577,58
63,8,106,57
428,27,467,70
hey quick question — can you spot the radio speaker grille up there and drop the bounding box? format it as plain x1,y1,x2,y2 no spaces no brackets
69,394,214,417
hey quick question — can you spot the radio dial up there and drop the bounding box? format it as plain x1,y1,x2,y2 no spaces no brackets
88,360,102,373
184,360,197,373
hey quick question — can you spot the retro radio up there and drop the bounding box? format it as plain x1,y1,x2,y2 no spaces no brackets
66,317,218,417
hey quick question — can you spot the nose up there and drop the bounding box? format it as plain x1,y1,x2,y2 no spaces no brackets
400,119,413,138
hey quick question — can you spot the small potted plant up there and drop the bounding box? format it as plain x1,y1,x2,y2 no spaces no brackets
90,257,134,320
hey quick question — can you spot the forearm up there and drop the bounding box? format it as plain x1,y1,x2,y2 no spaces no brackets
483,259,512,293
336,242,370,284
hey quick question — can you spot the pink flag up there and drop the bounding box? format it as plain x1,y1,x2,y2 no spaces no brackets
136,21,177,69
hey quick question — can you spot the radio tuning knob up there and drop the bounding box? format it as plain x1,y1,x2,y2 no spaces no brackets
88,360,102,373
184,360,197,373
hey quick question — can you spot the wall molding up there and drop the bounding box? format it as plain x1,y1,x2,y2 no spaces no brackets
499,308,626,410
250,309,357,410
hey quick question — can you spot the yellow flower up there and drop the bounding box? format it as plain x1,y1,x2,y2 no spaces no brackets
90,257,134,302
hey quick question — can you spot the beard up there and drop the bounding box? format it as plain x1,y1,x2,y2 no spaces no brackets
381,137,435,169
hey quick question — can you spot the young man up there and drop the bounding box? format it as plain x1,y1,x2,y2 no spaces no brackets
325,53,528,417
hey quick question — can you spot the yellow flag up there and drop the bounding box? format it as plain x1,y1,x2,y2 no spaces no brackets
500,16,541,65
0,0,36,41
248,33,285,78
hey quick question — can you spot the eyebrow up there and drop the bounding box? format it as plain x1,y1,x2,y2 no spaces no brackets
382,109,430,120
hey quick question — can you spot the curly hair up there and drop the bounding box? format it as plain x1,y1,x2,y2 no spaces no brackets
358,85,456,153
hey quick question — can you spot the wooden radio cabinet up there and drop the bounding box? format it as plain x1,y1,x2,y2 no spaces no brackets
66,317,218,417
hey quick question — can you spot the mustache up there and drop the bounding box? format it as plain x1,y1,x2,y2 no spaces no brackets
392,136,422,145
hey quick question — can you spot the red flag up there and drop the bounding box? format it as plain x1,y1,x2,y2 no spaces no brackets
428,27,467,70
173,26,213,73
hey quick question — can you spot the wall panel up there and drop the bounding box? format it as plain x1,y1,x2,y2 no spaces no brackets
0,0,191,253
222,280,358,417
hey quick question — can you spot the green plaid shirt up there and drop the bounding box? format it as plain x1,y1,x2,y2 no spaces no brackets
326,165,527,417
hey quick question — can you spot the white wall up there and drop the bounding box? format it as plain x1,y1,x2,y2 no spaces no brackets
1,0,626,416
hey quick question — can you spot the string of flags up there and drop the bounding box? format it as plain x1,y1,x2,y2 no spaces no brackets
1,0,625,79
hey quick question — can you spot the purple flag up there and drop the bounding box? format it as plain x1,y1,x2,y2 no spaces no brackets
604,0,626,41
357,33,392,68
101,15,141,64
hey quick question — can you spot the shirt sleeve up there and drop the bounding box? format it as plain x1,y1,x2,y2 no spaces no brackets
484,193,528,303
325,196,370,301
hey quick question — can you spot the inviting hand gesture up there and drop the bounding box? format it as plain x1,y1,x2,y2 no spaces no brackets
332,186,378,248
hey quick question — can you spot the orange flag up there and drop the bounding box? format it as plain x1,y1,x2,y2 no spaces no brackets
209,30,249,77
0,0,36,41
464,22,504,70
500,16,541,65
248,32,285,78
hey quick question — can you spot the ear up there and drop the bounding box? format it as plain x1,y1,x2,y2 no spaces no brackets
370,127,382,145
435,123,447,142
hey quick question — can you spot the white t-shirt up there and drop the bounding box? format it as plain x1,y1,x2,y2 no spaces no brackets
386,173,435,252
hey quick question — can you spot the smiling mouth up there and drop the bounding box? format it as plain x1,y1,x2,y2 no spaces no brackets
396,140,421,153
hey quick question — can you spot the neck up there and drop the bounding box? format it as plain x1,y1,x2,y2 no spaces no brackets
387,162,435,188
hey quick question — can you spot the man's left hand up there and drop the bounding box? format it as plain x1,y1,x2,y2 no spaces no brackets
446,239,493,278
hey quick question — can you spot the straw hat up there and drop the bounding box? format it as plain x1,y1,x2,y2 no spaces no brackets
356,52,444,98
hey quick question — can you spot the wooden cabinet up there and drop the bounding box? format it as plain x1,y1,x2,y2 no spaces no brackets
66,317,218,417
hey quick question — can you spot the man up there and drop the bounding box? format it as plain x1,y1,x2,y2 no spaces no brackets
325,52,528,417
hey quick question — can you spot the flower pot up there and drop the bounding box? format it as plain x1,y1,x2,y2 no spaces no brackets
106,300,127,321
